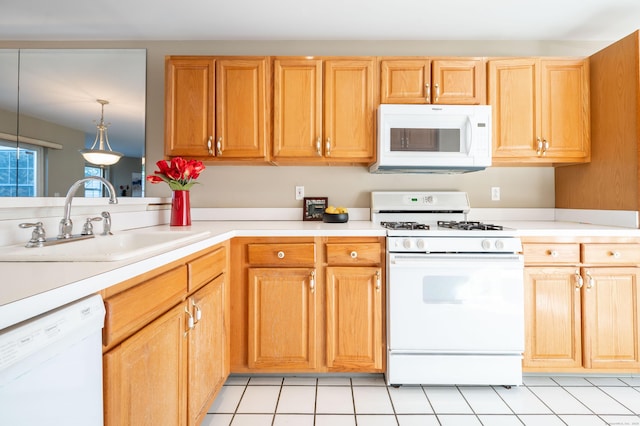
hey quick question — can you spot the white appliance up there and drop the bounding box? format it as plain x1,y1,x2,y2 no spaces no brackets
0,294,106,425
370,104,492,174
371,191,524,386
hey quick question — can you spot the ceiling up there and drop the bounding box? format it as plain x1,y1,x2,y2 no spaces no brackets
2,0,640,42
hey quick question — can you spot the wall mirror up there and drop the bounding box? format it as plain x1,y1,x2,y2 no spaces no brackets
0,48,146,197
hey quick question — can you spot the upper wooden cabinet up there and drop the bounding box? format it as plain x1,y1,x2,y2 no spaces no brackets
488,58,590,164
380,57,485,105
272,57,376,164
165,56,269,161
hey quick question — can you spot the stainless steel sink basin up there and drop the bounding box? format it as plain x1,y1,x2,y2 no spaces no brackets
0,229,211,262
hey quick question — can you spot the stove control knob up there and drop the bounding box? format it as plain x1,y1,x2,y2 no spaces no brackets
481,239,492,250
403,239,411,249
495,240,505,250
416,239,426,250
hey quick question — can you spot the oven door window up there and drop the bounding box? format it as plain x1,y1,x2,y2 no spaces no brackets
388,255,524,353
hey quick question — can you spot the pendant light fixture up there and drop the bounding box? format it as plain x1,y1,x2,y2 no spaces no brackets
79,99,123,166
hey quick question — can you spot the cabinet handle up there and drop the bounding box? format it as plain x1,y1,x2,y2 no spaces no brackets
192,299,202,323
216,137,222,156
326,138,331,157
316,137,322,156
310,270,316,293
549,250,559,258
376,270,381,292
536,137,543,156
434,83,440,103
184,307,195,336
277,251,285,259
207,136,214,156
350,251,358,259
585,270,595,290
574,269,583,290
542,139,549,156
610,251,621,259
425,83,431,103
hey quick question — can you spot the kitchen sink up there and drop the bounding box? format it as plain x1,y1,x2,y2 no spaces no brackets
0,229,212,262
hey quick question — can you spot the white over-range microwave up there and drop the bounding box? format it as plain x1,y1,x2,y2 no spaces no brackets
369,104,492,173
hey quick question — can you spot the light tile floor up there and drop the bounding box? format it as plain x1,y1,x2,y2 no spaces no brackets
202,374,640,426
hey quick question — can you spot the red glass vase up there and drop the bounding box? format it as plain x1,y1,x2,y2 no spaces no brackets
170,190,191,226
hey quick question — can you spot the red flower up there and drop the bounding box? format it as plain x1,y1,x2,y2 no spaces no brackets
146,157,205,190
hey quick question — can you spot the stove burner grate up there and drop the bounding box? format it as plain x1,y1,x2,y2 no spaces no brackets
437,220,503,231
381,221,430,230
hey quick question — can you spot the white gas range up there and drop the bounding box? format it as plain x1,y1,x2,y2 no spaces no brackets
371,191,525,387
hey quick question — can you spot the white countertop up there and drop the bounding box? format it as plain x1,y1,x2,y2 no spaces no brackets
2,218,639,330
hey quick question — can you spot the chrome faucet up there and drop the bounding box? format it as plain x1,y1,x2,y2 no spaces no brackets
58,176,117,239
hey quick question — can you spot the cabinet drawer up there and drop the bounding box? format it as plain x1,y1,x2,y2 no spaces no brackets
582,244,640,265
103,265,187,348
326,243,382,265
188,246,226,292
247,243,316,266
523,243,580,264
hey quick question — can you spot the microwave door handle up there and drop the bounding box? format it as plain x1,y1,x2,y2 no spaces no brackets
464,118,472,154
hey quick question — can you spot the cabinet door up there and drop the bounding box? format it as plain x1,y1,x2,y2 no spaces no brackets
540,59,590,161
165,57,216,157
247,267,317,370
326,267,383,371
523,267,582,369
431,58,485,104
380,59,431,104
215,58,268,160
104,303,187,426
272,58,323,160
187,275,227,426
323,59,376,162
582,267,640,369
488,58,540,160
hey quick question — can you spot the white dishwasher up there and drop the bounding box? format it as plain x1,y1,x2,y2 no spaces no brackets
0,294,105,426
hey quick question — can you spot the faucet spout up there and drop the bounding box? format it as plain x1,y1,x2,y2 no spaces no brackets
58,176,118,239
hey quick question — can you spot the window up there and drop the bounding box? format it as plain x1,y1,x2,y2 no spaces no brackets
84,165,105,198
0,141,43,197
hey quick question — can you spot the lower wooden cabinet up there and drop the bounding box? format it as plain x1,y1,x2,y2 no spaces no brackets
104,302,187,426
326,266,383,371
231,236,385,373
523,239,640,373
187,275,227,426
248,267,317,370
102,244,229,426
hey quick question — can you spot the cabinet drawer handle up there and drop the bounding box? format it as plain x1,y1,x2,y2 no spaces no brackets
549,250,559,258
325,138,331,157
310,270,316,293
434,83,440,103
350,251,358,259
536,137,543,156
376,270,381,292
425,83,431,103
192,299,202,323
277,251,285,259
574,269,583,290
316,137,322,156
610,251,621,259
207,136,214,156
216,137,222,156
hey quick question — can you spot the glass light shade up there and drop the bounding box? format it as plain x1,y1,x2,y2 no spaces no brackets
80,149,123,166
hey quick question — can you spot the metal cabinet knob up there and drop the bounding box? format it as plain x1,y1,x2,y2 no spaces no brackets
277,251,285,259
350,251,358,259
549,250,559,258
611,251,621,259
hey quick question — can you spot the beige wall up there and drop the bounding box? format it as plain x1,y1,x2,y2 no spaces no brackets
1,39,611,208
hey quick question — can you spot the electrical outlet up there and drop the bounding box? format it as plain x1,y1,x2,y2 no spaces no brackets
491,187,501,201
295,186,304,200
